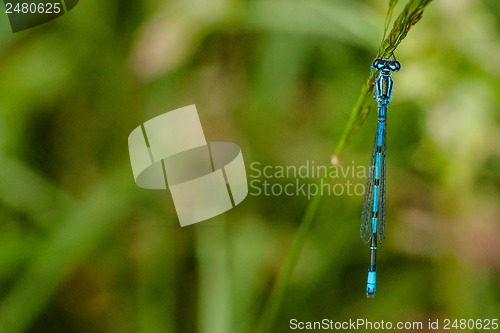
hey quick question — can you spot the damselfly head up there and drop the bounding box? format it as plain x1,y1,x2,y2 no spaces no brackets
371,58,401,72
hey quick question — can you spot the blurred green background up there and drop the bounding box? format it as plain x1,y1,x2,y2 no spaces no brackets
0,0,499,332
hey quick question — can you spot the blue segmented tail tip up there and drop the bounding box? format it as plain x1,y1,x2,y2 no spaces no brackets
366,271,376,298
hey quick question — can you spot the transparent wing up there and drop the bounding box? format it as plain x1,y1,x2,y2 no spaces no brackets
378,120,387,244
360,131,378,244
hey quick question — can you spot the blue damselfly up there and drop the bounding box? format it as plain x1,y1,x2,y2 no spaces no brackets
360,58,400,298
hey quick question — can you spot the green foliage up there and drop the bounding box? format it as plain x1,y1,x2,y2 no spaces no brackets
0,0,498,333
382,0,434,58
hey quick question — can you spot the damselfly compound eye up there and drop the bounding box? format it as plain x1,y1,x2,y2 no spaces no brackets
371,58,385,70
388,60,401,72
